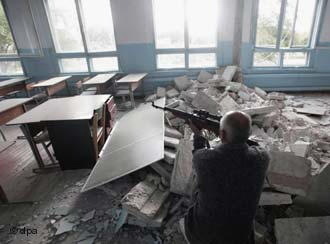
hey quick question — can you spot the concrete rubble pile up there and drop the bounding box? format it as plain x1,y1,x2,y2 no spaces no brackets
123,65,330,243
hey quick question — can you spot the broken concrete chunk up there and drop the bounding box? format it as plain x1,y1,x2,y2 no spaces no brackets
145,94,157,102
268,92,286,101
164,149,176,165
267,151,312,196
242,106,277,116
166,99,180,108
169,118,185,127
254,87,267,99
275,217,330,244
197,70,213,83
221,65,237,82
150,162,172,180
165,126,183,139
225,82,243,93
166,88,180,98
122,180,169,221
192,91,220,115
295,106,327,116
290,141,311,157
179,91,196,103
164,136,180,149
259,192,292,206
81,210,95,222
55,218,76,235
174,76,192,91
156,87,166,98
238,90,251,101
219,94,240,115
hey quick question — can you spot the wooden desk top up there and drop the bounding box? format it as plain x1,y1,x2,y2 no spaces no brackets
0,98,32,113
116,73,148,84
33,76,71,87
0,77,29,88
83,73,116,86
7,95,110,125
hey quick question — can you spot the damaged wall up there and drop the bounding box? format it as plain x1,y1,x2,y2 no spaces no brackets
1,0,330,92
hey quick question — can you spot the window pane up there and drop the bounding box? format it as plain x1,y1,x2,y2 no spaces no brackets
0,3,17,55
283,52,308,67
80,0,116,52
59,58,88,73
0,61,23,75
187,0,217,48
189,53,216,68
157,54,185,69
256,0,282,47
293,0,316,47
47,0,84,53
90,57,118,72
253,52,279,67
153,0,185,49
281,0,298,48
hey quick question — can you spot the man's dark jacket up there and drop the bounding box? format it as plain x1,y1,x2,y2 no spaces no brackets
184,135,269,244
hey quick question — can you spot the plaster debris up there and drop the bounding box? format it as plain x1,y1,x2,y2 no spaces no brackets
242,106,277,116
197,70,213,83
81,210,95,222
192,91,220,115
165,126,183,139
164,149,176,165
166,88,180,98
221,65,237,81
254,87,267,99
259,192,292,206
156,87,166,98
174,76,192,91
219,94,240,115
164,136,180,149
295,106,327,116
268,92,286,101
267,151,312,196
145,94,157,102
290,140,311,157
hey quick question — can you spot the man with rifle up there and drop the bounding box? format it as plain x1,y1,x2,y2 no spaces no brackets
152,103,269,244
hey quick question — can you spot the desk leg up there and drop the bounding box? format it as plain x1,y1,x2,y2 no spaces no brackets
0,128,6,141
20,124,45,169
129,85,135,108
0,185,8,203
65,81,71,96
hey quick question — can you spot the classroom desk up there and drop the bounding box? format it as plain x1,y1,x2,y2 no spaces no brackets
32,76,71,97
116,73,148,108
83,73,117,94
0,77,30,96
0,98,33,141
7,95,111,170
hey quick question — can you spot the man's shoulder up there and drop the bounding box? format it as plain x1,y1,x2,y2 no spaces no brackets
194,148,219,161
248,146,270,166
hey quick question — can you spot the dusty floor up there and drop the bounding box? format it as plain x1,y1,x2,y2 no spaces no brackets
1,93,330,243
0,101,186,244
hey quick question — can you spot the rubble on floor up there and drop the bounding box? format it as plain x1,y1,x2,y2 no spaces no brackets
138,65,330,243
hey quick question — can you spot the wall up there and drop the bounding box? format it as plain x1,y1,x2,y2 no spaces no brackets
240,0,330,91
1,0,330,93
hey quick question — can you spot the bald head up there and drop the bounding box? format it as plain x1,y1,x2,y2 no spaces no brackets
219,111,252,144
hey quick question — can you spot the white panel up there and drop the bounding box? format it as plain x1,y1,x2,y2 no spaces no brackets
319,1,330,42
111,0,154,44
82,98,165,192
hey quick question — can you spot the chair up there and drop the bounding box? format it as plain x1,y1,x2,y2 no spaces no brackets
33,129,56,164
75,77,98,96
91,105,106,160
26,81,48,104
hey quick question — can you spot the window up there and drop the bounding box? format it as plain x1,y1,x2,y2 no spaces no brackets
0,2,23,75
153,0,218,69
45,0,118,73
253,0,320,68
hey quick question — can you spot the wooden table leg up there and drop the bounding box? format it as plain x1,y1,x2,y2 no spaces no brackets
20,124,45,169
129,84,135,108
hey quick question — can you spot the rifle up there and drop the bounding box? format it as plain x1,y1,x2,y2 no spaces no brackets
152,102,259,146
